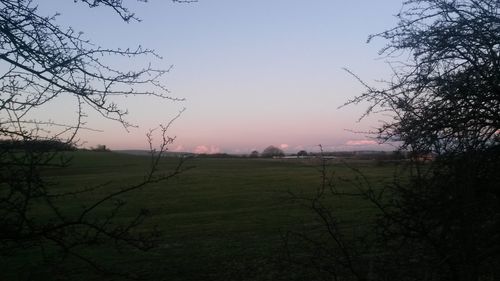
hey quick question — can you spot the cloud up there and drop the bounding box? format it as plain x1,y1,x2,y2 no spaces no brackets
279,143,289,149
345,139,378,146
193,145,220,154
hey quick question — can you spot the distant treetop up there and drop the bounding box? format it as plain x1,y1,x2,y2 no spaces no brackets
261,145,285,158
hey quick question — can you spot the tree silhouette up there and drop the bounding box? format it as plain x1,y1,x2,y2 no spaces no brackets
297,150,308,157
287,1,500,280
261,145,285,158
249,150,260,158
0,0,189,278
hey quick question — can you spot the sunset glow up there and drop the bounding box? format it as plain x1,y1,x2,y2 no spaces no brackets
37,0,402,153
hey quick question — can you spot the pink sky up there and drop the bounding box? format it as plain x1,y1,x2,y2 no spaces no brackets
37,1,402,153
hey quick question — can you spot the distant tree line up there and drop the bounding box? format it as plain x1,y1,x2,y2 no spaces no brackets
0,139,77,151
196,153,241,158
247,148,408,160
89,144,111,152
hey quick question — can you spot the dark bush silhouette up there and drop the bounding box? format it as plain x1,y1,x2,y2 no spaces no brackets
261,145,285,158
91,144,111,152
297,150,308,157
286,1,500,280
0,139,77,151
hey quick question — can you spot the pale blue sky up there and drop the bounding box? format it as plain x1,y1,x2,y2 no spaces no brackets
38,0,403,153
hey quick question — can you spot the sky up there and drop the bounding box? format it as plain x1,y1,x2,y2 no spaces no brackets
37,0,403,154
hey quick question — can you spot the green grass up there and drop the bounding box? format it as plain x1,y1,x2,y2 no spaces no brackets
2,151,399,280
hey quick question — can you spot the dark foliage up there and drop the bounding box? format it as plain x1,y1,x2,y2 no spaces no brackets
0,139,76,151
297,150,308,157
249,150,260,158
262,145,285,158
286,1,500,280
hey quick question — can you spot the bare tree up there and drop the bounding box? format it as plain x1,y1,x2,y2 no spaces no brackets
286,1,500,280
0,0,190,279
350,2,500,278
346,0,499,155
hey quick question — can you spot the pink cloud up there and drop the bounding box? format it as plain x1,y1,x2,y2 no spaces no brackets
193,145,220,154
345,139,378,146
279,143,289,149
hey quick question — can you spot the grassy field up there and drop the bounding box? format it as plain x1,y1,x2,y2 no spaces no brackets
3,151,400,280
